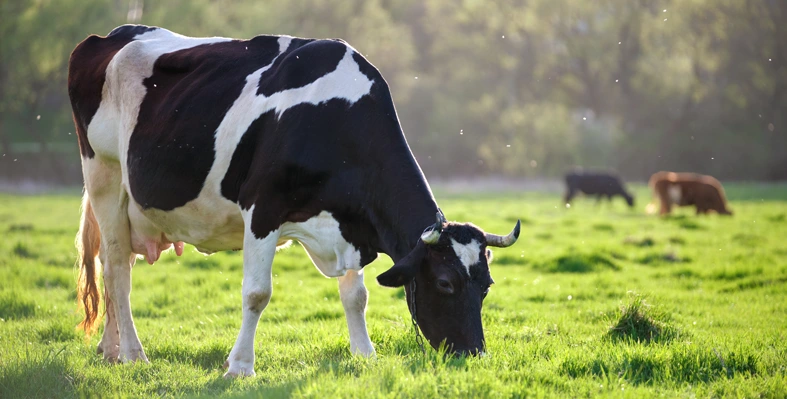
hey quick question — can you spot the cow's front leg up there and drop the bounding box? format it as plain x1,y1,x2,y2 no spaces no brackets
224,213,279,378
338,269,375,356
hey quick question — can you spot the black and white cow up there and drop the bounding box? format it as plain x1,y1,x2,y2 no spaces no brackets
69,25,520,377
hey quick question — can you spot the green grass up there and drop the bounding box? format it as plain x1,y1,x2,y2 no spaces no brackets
1,184,786,398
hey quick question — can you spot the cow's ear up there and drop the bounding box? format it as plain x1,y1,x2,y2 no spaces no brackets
377,241,426,287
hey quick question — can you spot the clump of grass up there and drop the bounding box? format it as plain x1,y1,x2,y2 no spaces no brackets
534,232,552,240
668,236,686,245
731,233,764,247
592,223,615,232
677,220,703,230
12,242,36,259
490,253,523,266
637,250,689,265
606,292,678,343
624,236,655,247
7,224,34,232
536,252,619,273
708,267,760,281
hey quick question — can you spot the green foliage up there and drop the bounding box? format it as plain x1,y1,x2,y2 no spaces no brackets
1,185,787,397
2,0,785,181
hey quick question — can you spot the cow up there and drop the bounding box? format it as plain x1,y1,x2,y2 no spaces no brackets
68,25,520,377
648,171,732,216
563,170,634,208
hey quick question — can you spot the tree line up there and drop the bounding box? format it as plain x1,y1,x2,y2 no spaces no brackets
1,0,784,183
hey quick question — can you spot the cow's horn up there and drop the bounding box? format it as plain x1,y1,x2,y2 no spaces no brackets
420,211,445,244
485,220,521,248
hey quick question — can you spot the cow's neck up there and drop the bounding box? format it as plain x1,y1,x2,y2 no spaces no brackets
367,157,439,263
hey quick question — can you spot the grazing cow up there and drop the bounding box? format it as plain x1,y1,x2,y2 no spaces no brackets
648,171,732,216
68,25,520,376
564,170,634,208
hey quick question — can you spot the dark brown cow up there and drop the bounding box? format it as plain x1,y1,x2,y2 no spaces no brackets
649,171,733,216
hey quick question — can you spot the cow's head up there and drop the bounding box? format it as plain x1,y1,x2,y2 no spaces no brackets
377,212,520,356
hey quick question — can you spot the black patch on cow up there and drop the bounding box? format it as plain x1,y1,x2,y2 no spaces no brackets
442,223,485,246
256,39,346,97
220,111,271,204
127,36,282,210
68,25,157,158
107,24,157,38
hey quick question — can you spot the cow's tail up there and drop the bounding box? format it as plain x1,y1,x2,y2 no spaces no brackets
76,191,102,335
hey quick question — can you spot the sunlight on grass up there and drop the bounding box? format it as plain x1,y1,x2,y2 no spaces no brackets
0,187,786,398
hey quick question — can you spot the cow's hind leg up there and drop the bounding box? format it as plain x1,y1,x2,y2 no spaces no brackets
84,157,146,363
96,286,120,360
338,269,375,356
224,207,280,378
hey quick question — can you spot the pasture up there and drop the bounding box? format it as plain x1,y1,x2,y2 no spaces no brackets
1,184,786,398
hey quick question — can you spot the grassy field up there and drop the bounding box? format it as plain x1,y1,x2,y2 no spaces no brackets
1,184,786,398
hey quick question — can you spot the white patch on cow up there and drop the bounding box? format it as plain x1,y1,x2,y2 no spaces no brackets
338,269,375,356
225,205,279,377
270,48,374,118
450,238,482,275
277,35,292,53
89,28,232,161
668,185,682,204
280,211,363,278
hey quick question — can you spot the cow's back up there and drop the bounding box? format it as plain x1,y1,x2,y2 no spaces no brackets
566,172,624,195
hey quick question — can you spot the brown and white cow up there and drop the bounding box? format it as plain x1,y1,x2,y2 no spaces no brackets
648,171,733,216
68,25,520,377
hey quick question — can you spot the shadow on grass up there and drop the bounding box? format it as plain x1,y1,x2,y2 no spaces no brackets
623,236,655,247
718,277,787,293
193,375,309,399
0,292,36,320
147,341,230,371
637,251,691,265
560,346,758,386
0,347,76,399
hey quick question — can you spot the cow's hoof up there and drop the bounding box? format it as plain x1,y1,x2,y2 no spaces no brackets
98,344,120,363
350,345,376,358
118,348,149,363
223,360,255,378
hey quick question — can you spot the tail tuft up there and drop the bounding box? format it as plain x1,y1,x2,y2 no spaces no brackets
76,192,102,335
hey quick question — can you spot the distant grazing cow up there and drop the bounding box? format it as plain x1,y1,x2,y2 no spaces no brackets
68,25,520,376
648,171,732,216
564,170,634,208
